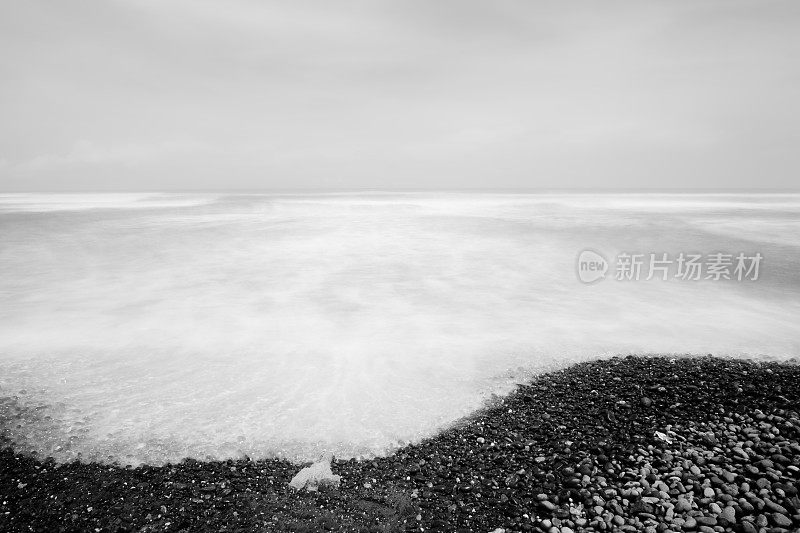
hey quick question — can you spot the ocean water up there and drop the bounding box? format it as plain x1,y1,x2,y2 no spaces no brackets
1,192,799,465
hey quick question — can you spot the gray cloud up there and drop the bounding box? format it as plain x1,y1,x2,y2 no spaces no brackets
1,0,799,191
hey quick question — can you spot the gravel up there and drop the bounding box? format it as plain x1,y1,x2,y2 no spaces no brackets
1,355,799,532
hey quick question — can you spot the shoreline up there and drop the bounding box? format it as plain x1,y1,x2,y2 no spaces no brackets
2,355,799,532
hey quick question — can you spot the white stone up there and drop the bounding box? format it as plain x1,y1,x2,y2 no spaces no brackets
288,454,341,491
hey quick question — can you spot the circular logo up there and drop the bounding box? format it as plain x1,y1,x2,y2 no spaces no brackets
576,249,608,284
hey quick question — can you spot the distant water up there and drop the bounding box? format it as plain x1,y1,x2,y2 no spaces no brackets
1,192,799,465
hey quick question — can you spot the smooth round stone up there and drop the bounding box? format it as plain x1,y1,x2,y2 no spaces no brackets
720,506,736,523
771,513,793,528
675,498,692,513
740,521,757,533
695,515,717,527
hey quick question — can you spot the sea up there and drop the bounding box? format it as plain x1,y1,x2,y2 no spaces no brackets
1,192,799,465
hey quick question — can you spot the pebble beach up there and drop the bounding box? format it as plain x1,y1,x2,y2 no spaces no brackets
2,355,799,533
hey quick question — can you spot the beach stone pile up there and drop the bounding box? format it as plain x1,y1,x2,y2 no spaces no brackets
1,355,799,533
385,356,800,533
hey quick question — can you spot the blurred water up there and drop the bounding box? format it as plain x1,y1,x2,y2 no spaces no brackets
1,192,799,465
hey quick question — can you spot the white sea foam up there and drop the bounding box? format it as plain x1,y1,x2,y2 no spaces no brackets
0,192,799,465
0,192,215,212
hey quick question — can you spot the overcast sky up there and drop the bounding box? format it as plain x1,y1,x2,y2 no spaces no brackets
1,1,799,191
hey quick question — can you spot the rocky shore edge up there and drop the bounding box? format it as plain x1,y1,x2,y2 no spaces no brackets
2,355,799,533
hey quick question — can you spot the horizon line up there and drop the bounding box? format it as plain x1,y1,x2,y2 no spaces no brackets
2,187,800,195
